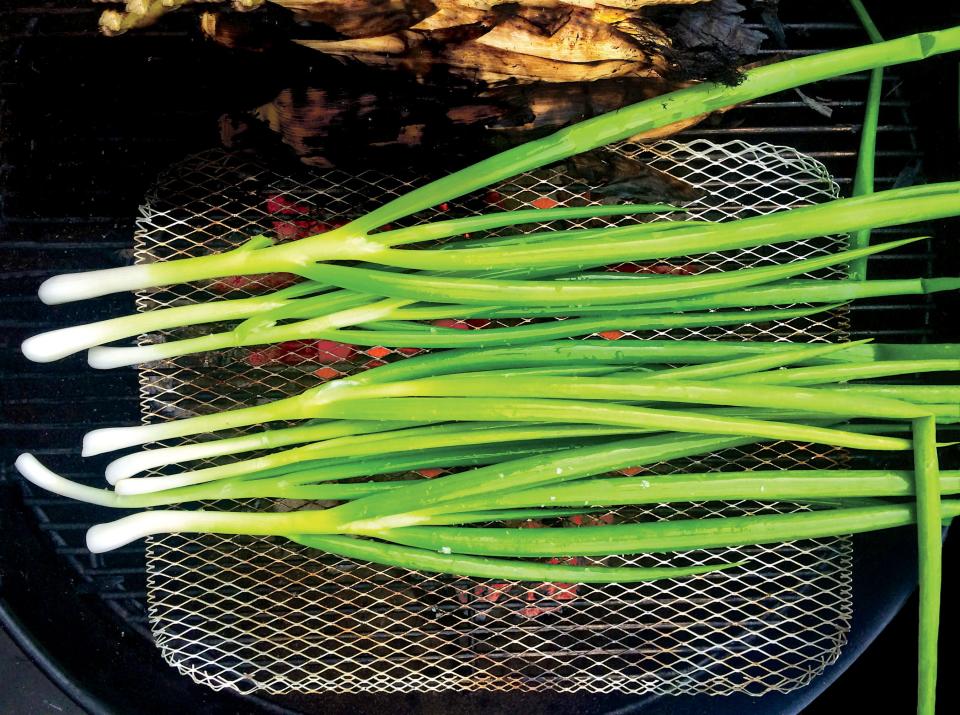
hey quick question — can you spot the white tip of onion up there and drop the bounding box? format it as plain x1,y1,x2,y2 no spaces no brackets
87,511,196,553
15,453,62,492
39,266,152,305
38,274,84,305
83,426,151,457
113,478,147,495
22,327,93,363
88,345,144,369
86,514,154,553
105,455,148,484
15,453,118,507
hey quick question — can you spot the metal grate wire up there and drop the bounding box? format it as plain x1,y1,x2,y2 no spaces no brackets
134,139,852,695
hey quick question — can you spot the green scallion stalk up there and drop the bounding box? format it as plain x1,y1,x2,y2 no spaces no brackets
722,360,960,386
74,433,762,549
277,237,925,303
86,303,838,368
81,339,828,454
83,340,827,454
105,344,855,477
80,236,918,369
370,501,960,557
848,0,886,279
331,198,944,273
87,376,912,460
368,204,680,246
393,277,960,319
346,375,931,420
110,422,654,491
19,451,960,515
438,469,960,514
288,535,740,584
829,384,960,404
913,415,942,715
35,26,960,305
17,441,571,507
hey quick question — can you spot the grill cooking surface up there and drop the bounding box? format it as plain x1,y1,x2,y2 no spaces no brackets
135,140,849,694
1,1,954,711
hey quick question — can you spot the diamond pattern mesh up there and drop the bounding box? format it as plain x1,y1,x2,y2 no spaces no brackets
134,140,852,695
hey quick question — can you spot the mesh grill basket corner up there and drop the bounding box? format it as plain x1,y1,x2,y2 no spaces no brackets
135,139,852,696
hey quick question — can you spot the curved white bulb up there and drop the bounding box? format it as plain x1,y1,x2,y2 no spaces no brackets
83,426,157,457
22,324,108,363
88,344,159,369
38,265,153,305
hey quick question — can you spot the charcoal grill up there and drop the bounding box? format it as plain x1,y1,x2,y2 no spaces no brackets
1,2,958,714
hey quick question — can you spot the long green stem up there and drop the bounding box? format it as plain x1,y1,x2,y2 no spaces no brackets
391,278,960,319
82,340,827,453
36,26,960,304
369,204,679,246
300,304,838,350
345,27,960,232
20,449,960,514
722,360,960,386
86,302,838,366
440,469,960,513
128,468,960,507
112,422,653,492
102,419,422,483
288,535,743,583
848,0,885,279
297,238,921,304
108,408,867,494
913,416,942,715
347,375,930,420
79,340,954,455
328,433,760,528
19,442,568,508
345,195,947,272
371,501,960,557
99,389,911,467
80,434,763,549
112,406,912,495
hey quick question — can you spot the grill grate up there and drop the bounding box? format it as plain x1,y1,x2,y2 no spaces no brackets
134,139,852,695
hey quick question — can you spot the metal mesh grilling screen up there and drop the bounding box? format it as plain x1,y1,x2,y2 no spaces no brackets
134,139,852,695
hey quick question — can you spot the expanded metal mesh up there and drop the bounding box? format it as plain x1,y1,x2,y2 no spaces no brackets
134,139,852,696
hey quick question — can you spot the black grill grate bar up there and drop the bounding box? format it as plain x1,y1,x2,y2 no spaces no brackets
685,126,917,135
55,546,144,556
749,100,912,108
848,303,933,311
744,23,861,30
98,591,148,600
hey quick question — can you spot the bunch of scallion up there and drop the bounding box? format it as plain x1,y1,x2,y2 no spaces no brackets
19,25,960,368
16,339,960,562
15,20,960,715
16,341,959,711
